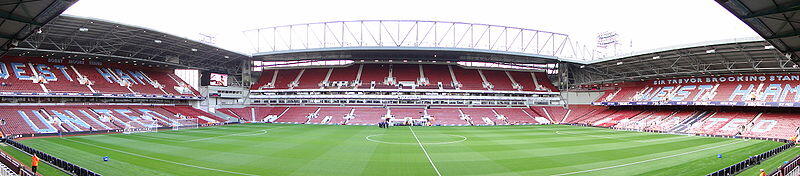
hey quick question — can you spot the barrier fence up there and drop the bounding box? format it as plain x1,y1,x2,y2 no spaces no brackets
565,123,796,176
708,143,794,176
0,148,36,176
2,138,100,176
566,123,791,143
768,149,800,176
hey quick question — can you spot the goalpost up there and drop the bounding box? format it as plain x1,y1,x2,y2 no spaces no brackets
172,118,200,131
120,118,200,134
122,121,158,134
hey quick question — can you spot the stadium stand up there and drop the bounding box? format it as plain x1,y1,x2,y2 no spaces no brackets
325,66,359,88
742,112,798,139
649,110,695,131
391,108,424,119
349,107,387,125
508,71,536,91
426,108,468,125
493,108,536,124
573,73,800,141
252,64,550,92
481,70,514,91
162,106,225,123
535,72,558,92
258,69,301,90
459,108,499,125
251,70,272,90
357,64,391,88
558,105,800,140
420,65,453,89
311,107,351,124
595,74,800,105
542,107,568,123
594,109,643,127
0,105,220,136
296,68,328,89
221,106,548,126
451,66,485,90
0,57,199,98
220,107,290,122
392,64,420,84
275,107,319,123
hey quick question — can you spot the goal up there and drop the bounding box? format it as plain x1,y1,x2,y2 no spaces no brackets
122,121,158,134
172,118,200,131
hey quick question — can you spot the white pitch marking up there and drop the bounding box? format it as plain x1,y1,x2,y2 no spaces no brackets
550,140,747,176
63,138,260,176
409,126,443,176
236,130,269,136
124,134,179,142
184,126,285,142
365,134,467,145
556,129,696,144
636,136,693,143
167,130,226,134
555,130,647,143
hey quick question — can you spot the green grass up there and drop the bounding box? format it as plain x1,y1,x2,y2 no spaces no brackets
8,124,785,176
0,145,68,176
737,147,800,176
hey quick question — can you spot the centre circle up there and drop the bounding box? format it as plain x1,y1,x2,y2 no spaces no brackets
366,134,467,145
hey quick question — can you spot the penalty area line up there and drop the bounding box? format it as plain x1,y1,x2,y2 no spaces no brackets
555,130,646,143
184,126,286,142
409,126,443,176
550,140,746,176
62,138,259,176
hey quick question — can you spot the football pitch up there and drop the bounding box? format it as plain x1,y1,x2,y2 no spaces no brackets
4,124,786,176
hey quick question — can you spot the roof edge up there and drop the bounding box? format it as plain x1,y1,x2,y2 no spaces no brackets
585,37,765,64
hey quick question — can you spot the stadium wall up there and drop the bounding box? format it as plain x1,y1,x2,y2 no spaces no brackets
563,91,604,105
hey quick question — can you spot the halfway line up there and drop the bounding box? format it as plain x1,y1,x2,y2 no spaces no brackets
409,126,443,176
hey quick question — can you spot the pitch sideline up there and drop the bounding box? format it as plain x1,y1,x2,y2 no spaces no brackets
550,140,747,176
62,138,260,176
555,130,649,143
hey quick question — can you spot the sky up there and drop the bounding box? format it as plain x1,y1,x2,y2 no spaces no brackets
63,0,760,58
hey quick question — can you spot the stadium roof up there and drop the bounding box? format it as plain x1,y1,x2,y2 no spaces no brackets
247,20,590,64
0,0,76,56
572,37,796,85
7,14,250,75
253,47,563,64
717,0,800,63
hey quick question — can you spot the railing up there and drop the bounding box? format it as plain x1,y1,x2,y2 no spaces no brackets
0,148,36,176
2,138,100,176
0,122,237,176
565,123,796,176
707,143,795,176
769,150,800,176
568,123,791,143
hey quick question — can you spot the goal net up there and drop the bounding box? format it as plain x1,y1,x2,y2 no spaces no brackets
172,118,200,131
122,121,158,134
